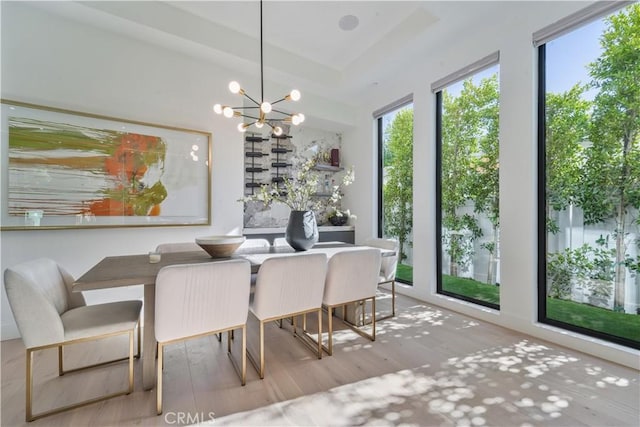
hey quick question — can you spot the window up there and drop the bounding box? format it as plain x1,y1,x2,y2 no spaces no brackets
375,98,414,284
537,3,639,349
435,58,500,309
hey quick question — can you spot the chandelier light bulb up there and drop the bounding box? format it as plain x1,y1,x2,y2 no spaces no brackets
213,3,305,135
228,81,241,94
289,89,301,101
260,102,272,113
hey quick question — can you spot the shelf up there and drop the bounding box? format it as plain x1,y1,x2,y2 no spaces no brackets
313,164,343,172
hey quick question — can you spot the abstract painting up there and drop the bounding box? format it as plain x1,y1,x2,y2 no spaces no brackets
1,100,210,229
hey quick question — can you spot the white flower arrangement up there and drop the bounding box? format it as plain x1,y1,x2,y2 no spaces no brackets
241,158,354,212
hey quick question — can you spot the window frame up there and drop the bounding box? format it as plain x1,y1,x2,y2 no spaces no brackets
434,57,501,311
536,38,639,350
375,98,414,285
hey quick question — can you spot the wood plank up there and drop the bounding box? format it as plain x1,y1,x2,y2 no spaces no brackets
2,294,638,426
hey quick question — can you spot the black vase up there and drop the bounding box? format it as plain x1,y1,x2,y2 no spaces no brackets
285,210,319,251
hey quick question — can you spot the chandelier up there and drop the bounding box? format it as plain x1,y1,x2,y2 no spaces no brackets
213,0,304,136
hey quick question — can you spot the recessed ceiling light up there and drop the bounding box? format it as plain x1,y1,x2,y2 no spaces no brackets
338,15,359,31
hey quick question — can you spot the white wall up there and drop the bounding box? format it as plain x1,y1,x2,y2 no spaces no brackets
0,2,348,338
3,1,638,369
342,1,639,369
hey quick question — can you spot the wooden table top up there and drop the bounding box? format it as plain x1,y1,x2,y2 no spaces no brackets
73,242,392,292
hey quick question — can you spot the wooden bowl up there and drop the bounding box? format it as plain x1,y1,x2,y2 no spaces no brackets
195,236,246,258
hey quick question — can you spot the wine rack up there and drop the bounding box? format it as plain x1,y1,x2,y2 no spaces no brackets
244,132,293,195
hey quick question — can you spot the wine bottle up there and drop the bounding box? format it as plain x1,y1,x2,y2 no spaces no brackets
245,152,269,158
245,136,269,142
271,162,292,168
271,148,293,154
245,167,270,173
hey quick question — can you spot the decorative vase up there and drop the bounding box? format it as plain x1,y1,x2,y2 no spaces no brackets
285,210,319,251
328,213,348,226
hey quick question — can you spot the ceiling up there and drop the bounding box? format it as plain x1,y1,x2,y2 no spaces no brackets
29,1,571,109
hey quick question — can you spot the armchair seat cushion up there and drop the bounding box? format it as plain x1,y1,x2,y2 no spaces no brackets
61,300,142,342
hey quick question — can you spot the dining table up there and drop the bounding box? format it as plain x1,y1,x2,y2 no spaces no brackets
73,241,394,390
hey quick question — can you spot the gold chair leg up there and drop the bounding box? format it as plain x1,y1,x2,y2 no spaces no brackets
59,324,140,376
27,330,137,422
259,321,265,379
136,319,142,359
58,346,64,376
317,309,322,359
241,326,247,386
26,349,33,422
128,330,134,393
372,297,376,341
391,280,396,317
327,306,334,356
377,281,397,321
157,342,164,415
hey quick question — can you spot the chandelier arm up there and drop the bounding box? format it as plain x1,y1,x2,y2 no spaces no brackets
271,108,294,116
238,113,261,120
232,106,260,110
260,0,264,103
243,93,261,106
270,97,288,105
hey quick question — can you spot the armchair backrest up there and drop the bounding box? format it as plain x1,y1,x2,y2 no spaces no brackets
155,260,251,343
4,258,85,348
364,238,399,282
323,249,381,306
253,253,327,320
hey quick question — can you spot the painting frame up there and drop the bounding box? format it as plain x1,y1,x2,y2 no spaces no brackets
1,99,211,230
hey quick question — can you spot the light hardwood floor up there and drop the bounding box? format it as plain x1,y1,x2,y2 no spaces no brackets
1,292,638,426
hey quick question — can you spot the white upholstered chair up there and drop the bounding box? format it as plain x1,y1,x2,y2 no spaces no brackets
239,238,270,249
322,248,381,355
3,258,142,422
272,237,292,248
154,260,251,415
249,253,327,379
364,237,400,319
155,242,203,253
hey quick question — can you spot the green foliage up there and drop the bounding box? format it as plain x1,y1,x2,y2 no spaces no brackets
383,108,414,263
547,250,576,299
441,274,499,305
396,263,413,283
545,85,591,227
544,4,640,314
576,4,640,310
547,298,640,343
441,74,499,276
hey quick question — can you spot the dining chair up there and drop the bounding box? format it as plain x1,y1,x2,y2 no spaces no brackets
155,242,203,253
321,248,381,355
272,237,292,248
364,237,400,319
154,260,251,415
239,238,270,249
4,258,142,422
249,253,327,379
